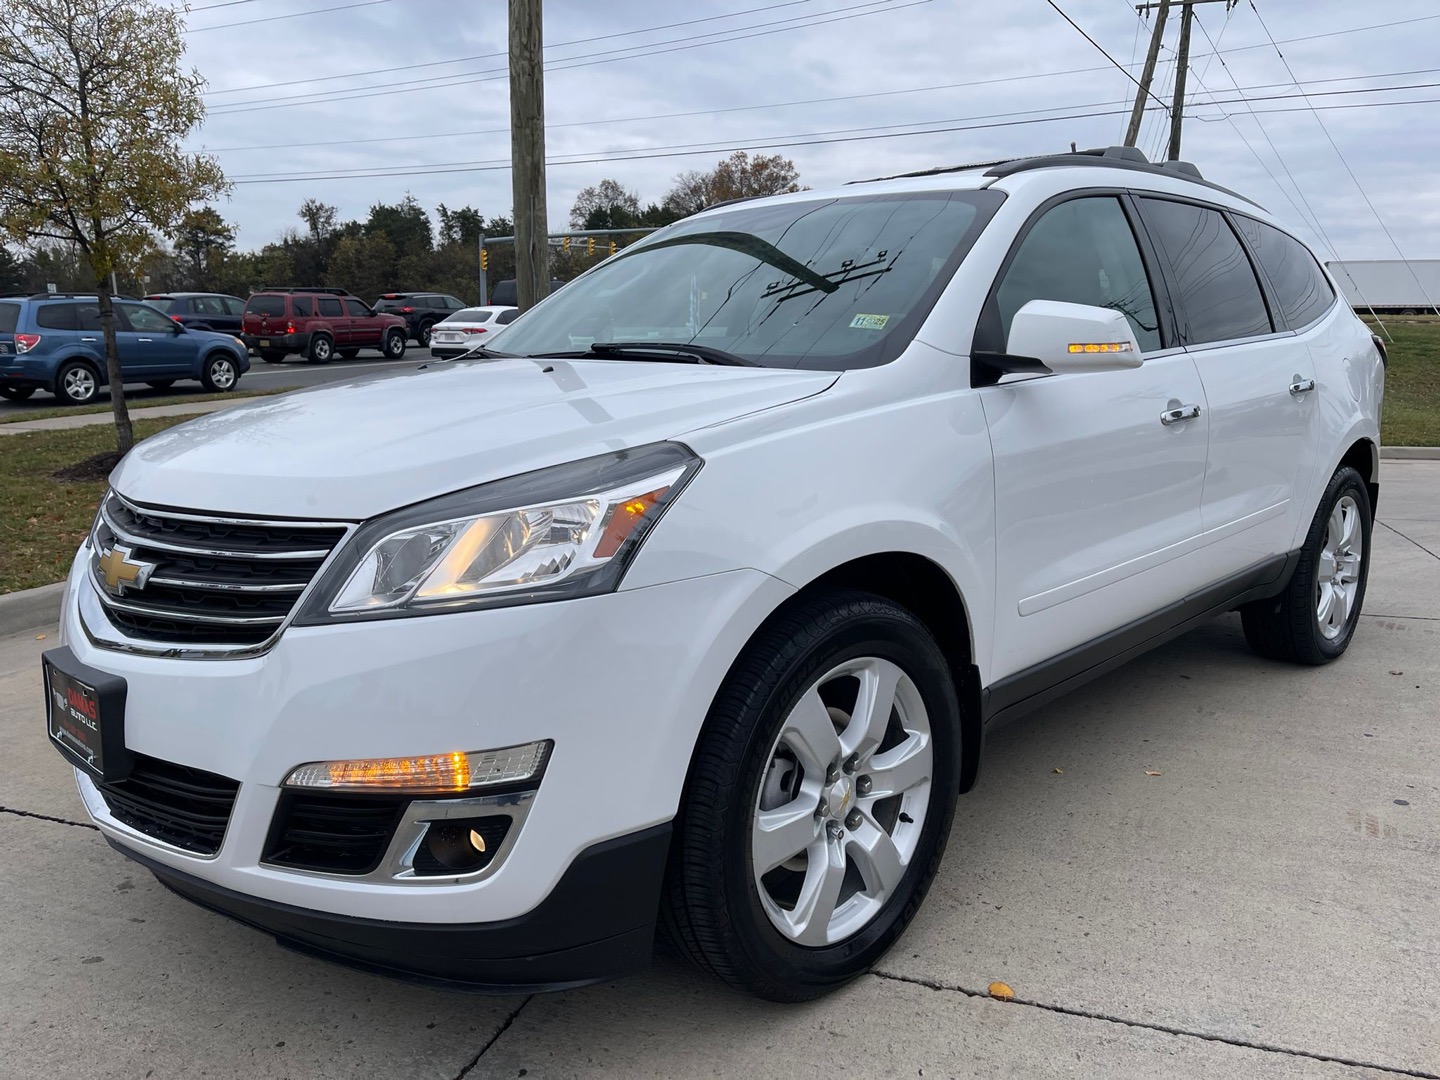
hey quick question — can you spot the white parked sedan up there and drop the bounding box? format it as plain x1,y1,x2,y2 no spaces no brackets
46,146,1383,1003
428,306,520,358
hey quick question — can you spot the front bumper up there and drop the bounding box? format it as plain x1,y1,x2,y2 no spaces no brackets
114,823,671,992
59,553,791,983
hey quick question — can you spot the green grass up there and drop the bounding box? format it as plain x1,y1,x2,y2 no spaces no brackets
1368,317,1440,447
0,417,191,594
0,386,286,424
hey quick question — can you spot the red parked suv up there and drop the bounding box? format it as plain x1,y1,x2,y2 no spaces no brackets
241,287,408,364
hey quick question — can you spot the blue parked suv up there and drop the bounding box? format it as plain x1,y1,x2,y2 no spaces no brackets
0,294,250,405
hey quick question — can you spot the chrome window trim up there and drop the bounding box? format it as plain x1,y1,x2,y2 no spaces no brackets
1182,328,1299,355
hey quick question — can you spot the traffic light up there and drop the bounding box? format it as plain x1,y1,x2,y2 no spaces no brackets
480,248,488,271
562,236,570,253
587,236,595,256
608,240,617,256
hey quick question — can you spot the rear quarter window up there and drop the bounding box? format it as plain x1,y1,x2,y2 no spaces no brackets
318,298,343,317
35,303,79,330
0,302,19,333
1235,217,1336,330
246,295,286,317
292,297,313,316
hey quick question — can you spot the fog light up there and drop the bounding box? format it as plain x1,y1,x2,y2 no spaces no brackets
413,816,513,875
284,740,550,793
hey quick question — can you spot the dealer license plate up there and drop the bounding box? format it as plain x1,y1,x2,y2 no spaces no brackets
44,648,129,782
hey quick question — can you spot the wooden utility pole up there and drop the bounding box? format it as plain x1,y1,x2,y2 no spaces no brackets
1129,0,1236,158
1123,0,1169,148
509,0,548,311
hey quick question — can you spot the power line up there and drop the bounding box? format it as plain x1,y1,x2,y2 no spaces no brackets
184,0,394,33
1248,1,1438,314
205,0,918,113
221,91,1440,186
203,0,820,96
1043,0,1171,114
185,0,264,10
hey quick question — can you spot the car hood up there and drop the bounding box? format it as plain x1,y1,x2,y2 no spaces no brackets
111,358,838,518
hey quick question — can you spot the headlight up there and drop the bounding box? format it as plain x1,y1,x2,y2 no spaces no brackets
295,442,700,623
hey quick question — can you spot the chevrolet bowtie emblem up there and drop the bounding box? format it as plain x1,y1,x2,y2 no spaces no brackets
98,544,154,595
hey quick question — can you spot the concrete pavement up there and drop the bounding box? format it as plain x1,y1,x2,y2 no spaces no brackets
0,462,1435,1079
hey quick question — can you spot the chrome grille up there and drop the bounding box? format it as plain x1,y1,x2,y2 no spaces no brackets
90,490,348,650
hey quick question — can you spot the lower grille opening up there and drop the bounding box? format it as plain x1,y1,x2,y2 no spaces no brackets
99,754,240,855
263,792,409,875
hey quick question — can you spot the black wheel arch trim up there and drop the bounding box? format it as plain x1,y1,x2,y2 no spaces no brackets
106,821,672,993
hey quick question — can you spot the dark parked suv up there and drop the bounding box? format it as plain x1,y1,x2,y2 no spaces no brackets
241,288,408,364
373,293,467,347
143,293,247,335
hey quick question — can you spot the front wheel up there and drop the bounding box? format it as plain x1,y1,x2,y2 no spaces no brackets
0,384,36,401
664,590,961,1001
200,353,240,392
418,322,434,347
1241,465,1372,664
382,330,407,359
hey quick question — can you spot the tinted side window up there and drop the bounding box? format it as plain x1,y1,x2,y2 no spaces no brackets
74,303,103,331
246,295,286,317
1139,199,1272,344
36,303,78,330
497,309,520,324
145,297,179,313
122,303,176,332
344,299,370,316
318,298,343,317
195,295,226,316
222,297,247,316
994,196,1161,352
444,296,465,310
0,302,19,333
291,296,313,317
1235,217,1335,330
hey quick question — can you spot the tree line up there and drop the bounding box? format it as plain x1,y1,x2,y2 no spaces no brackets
0,151,805,306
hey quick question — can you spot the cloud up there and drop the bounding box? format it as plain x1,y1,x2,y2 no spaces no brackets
180,0,1440,259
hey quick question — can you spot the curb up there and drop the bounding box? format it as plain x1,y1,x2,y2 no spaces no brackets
0,582,65,637
1380,446,1440,460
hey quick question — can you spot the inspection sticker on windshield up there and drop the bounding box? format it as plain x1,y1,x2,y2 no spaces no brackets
849,313,890,331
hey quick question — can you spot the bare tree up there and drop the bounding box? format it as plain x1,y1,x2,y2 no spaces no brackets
662,152,804,217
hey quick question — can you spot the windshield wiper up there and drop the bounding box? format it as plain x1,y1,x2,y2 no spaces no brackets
533,342,761,367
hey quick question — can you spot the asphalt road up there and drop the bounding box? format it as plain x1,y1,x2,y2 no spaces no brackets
0,462,1436,1079
0,348,413,419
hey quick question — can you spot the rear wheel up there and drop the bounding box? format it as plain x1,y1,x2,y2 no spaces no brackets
55,361,99,405
664,590,961,1001
1242,466,1371,664
383,330,407,359
339,348,359,359
418,322,435,347
259,350,286,364
145,380,174,391
307,335,333,364
200,353,240,392
0,384,36,401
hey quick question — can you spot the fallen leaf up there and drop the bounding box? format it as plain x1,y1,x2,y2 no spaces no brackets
988,981,1015,1001
1145,770,1163,777
1389,670,1403,676
1052,767,1064,775
35,633,46,640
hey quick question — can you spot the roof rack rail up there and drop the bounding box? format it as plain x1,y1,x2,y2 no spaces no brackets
19,292,139,301
259,285,355,295
848,157,1017,185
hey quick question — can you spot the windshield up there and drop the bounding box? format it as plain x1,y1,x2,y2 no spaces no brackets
494,190,1004,370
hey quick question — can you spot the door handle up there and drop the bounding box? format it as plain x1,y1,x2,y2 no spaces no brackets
137,337,154,343
1161,403,1202,426
1289,377,1316,395
80,337,97,342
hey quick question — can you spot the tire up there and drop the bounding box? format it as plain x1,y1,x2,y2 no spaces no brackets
0,384,36,401
54,360,99,405
382,330,407,359
1241,465,1372,665
260,350,286,364
145,380,174,391
663,589,961,1002
339,348,359,359
418,322,434,347
307,335,334,364
200,353,240,392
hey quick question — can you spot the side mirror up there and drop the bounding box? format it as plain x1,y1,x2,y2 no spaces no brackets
171,321,186,334
1005,300,1143,374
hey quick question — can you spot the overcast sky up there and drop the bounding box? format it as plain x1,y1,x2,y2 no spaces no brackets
178,0,1440,261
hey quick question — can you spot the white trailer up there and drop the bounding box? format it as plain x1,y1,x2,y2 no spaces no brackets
1326,259,1440,315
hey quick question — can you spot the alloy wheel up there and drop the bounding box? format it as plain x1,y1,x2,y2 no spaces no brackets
751,656,932,947
1316,494,1363,640
63,366,96,402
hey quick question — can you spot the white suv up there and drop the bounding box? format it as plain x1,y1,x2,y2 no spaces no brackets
45,147,1384,1002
